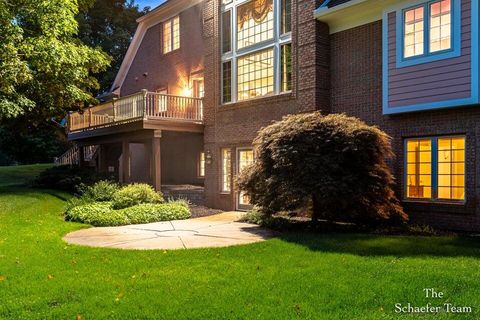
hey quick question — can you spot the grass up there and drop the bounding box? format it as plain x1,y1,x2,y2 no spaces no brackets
0,164,52,187
0,166,480,319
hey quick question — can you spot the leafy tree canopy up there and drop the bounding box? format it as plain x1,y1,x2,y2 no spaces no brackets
237,112,408,226
0,0,111,119
77,0,147,94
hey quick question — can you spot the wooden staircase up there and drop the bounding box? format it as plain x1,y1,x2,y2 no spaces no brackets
54,145,99,166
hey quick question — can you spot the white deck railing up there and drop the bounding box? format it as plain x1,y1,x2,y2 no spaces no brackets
68,91,203,132
54,145,99,166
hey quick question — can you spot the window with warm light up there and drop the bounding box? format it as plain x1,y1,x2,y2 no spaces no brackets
437,137,465,200
404,6,424,58
237,149,254,206
405,136,465,201
221,148,232,192
198,152,205,177
221,0,292,103
163,16,180,54
402,0,452,59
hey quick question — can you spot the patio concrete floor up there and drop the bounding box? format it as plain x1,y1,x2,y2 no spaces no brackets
63,212,275,250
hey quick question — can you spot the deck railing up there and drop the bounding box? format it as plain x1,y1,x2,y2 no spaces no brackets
68,91,203,132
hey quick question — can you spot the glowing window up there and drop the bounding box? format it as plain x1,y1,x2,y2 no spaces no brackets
199,152,205,177
163,16,180,54
405,136,465,201
406,139,432,199
430,0,451,52
404,6,424,58
237,149,254,206
221,148,232,192
237,0,274,50
437,137,465,200
237,49,274,101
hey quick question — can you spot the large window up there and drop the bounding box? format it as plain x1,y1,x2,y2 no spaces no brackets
237,148,255,207
402,0,452,59
221,148,232,192
198,152,205,177
163,16,180,54
222,0,292,103
238,49,274,100
405,136,465,201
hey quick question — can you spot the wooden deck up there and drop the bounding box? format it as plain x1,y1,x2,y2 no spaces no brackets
68,90,203,139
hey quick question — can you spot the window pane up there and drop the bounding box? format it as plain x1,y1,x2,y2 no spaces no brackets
406,138,432,199
199,152,205,177
281,0,291,34
437,137,465,200
237,49,274,100
163,20,172,53
172,16,180,50
430,0,451,53
222,149,232,192
404,6,424,58
237,0,274,49
222,61,232,103
238,149,254,205
222,11,231,53
281,43,292,92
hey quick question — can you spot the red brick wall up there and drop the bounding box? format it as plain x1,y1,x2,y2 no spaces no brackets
330,21,480,231
121,4,205,96
203,0,330,210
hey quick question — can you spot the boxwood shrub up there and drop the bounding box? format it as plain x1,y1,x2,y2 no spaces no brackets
65,201,190,227
112,184,163,209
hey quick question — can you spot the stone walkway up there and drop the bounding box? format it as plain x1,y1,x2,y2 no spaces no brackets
63,212,275,250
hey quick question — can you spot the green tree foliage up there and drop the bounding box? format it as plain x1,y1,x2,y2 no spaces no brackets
237,112,408,226
0,117,71,165
77,0,146,94
0,0,111,119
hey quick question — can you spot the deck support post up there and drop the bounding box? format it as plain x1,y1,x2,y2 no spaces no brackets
98,145,107,173
150,130,162,191
78,145,85,167
121,140,130,183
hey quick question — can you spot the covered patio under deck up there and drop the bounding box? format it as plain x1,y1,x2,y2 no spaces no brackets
67,90,204,192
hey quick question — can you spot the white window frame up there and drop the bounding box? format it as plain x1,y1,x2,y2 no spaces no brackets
163,15,180,54
221,0,292,104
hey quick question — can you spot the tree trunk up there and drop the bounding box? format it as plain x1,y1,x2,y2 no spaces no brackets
312,194,321,223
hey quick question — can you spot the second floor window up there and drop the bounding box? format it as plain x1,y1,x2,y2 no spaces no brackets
163,16,180,54
222,0,292,103
403,0,451,59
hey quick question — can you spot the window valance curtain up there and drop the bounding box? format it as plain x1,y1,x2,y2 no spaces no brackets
237,0,273,28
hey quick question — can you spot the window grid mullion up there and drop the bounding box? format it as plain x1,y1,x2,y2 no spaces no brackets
432,137,438,200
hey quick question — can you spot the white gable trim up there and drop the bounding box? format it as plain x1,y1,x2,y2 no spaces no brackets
111,0,203,95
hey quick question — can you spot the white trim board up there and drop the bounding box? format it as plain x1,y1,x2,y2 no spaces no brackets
314,0,400,34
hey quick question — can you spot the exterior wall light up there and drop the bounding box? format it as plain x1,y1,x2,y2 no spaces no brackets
205,150,212,165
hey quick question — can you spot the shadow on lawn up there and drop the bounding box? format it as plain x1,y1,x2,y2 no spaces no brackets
278,232,480,258
0,186,71,202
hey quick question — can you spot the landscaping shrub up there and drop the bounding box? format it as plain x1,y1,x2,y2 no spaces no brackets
79,180,120,202
65,202,126,227
33,165,114,192
65,201,190,227
121,202,191,224
237,112,407,226
112,184,163,209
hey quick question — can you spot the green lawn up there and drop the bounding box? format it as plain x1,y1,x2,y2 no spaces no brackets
0,166,480,319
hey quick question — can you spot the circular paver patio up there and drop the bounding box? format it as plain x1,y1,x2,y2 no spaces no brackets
63,212,275,250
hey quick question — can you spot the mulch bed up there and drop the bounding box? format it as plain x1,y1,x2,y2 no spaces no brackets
189,205,224,218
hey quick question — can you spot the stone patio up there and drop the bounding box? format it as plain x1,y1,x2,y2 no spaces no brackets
63,212,275,250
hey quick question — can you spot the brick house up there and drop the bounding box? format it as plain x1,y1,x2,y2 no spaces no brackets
63,0,480,231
